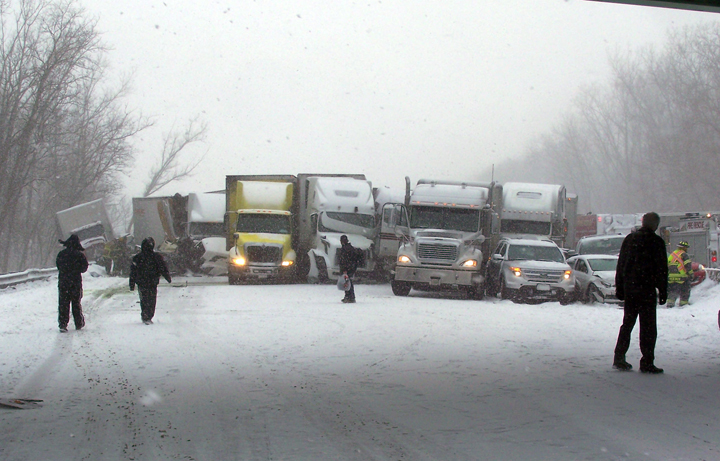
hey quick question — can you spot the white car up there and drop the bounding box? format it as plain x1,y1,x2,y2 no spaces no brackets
485,238,575,304
566,254,620,304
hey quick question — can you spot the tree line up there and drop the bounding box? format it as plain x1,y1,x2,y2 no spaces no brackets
489,22,720,215
0,0,206,273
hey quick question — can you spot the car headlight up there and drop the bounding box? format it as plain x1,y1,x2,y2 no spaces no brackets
461,259,477,267
509,266,522,277
281,260,293,267
232,257,246,266
398,255,411,264
600,280,613,288
563,270,572,280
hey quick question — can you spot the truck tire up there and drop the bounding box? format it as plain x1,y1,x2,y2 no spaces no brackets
228,274,240,285
391,280,411,296
500,277,512,301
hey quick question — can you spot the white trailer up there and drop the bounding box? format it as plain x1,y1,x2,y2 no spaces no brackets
56,199,114,260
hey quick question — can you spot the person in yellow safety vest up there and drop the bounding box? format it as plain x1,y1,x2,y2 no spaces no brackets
667,241,693,307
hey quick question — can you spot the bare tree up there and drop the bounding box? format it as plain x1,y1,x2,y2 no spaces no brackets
142,117,208,198
0,0,147,272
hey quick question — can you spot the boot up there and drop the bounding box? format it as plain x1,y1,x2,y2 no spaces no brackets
613,357,633,371
640,364,664,374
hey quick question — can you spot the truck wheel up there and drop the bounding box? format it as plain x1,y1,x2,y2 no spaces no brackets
467,286,484,300
391,280,411,296
228,274,239,285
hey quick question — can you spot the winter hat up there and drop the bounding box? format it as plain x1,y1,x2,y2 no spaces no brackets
340,235,349,245
141,237,155,253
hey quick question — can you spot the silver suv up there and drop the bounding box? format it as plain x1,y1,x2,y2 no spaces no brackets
485,238,575,304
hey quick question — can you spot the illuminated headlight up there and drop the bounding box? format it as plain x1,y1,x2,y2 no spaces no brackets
281,260,294,267
232,257,246,266
461,260,477,267
510,266,522,277
564,270,572,280
398,255,411,264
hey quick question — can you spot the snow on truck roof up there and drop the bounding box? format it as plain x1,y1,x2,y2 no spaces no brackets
502,182,563,213
188,193,225,223
410,180,490,207
313,177,374,212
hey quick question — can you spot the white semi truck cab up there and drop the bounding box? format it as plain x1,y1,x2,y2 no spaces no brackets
391,179,501,300
296,175,377,282
500,182,568,246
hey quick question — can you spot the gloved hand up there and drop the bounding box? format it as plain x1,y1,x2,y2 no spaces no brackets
658,289,667,306
129,284,135,291
165,276,172,284
615,286,624,301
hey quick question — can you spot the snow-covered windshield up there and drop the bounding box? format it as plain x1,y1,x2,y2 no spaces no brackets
501,219,551,236
507,244,565,263
236,214,291,234
409,206,479,233
578,236,624,255
588,258,617,272
318,212,376,238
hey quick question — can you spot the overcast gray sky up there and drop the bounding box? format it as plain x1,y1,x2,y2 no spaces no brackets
85,0,712,196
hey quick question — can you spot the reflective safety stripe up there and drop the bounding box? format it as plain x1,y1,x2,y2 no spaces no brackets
668,250,688,277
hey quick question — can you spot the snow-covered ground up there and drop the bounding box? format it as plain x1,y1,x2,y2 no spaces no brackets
2,268,720,460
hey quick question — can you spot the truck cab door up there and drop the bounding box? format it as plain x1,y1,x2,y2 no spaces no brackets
376,203,406,258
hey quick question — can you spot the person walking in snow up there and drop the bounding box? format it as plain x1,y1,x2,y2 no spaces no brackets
129,237,171,324
338,234,363,303
56,234,89,332
613,212,668,374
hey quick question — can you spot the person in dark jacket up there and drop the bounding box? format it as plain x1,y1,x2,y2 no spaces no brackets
129,237,171,324
338,235,362,303
613,212,668,374
56,234,89,332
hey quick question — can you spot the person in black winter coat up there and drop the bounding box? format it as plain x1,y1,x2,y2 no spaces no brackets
56,234,89,332
338,235,363,303
613,212,668,374
129,237,171,324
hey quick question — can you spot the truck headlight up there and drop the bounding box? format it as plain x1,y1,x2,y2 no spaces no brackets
564,270,572,280
509,266,522,277
398,255,411,264
461,259,477,267
232,257,246,266
281,260,294,267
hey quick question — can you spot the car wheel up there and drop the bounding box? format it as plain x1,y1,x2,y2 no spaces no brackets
391,280,411,296
587,284,604,304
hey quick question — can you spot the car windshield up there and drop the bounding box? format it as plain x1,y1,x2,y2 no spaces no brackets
236,214,291,234
588,258,618,272
507,244,565,263
409,206,480,232
579,237,625,255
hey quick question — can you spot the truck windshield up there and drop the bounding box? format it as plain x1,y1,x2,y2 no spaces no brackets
236,214,291,234
318,212,376,237
507,244,564,263
501,219,551,236
409,206,479,232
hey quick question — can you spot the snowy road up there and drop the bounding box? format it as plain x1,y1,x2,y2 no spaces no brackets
2,274,720,460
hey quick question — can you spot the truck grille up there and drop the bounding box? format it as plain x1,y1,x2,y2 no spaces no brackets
522,269,565,283
418,243,458,261
246,246,282,263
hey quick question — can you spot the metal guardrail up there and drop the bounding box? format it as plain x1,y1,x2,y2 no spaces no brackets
0,268,57,288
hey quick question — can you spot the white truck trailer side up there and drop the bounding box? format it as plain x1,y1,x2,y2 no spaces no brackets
500,182,568,246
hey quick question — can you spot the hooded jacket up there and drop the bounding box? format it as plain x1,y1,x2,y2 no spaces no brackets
129,238,171,289
56,234,89,292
